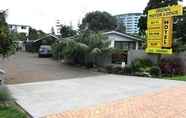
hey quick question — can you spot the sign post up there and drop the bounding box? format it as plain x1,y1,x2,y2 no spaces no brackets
146,5,183,55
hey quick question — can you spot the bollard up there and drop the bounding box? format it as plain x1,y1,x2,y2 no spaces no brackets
0,69,6,86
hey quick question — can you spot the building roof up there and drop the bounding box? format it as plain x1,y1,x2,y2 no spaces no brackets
8,24,31,27
33,34,60,43
103,31,143,41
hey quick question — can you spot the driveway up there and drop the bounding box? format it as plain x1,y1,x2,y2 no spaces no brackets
0,52,103,84
8,75,185,118
2,52,186,118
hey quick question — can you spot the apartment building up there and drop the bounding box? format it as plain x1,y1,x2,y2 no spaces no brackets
115,13,143,34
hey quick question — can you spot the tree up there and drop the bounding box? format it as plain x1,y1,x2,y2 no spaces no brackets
138,0,182,36
60,25,77,38
0,10,14,57
144,0,182,14
59,31,111,66
28,28,46,40
79,11,117,32
9,32,27,42
51,27,55,35
115,21,126,33
173,8,186,52
28,28,38,40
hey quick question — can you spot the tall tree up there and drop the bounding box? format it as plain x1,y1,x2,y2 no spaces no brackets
28,28,38,40
115,21,126,33
51,27,55,35
28,28,46,40
138,0,182,36
60,25,76,38
79,11,117,32
0,10,14,57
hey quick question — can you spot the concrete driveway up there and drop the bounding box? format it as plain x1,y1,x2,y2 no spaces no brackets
8,75,186,118
0,52,103,84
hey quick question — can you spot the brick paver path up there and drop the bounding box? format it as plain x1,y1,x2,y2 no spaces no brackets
46,86,186,118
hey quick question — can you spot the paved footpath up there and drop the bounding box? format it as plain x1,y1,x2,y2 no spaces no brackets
46,86,186,118
8,75,186,118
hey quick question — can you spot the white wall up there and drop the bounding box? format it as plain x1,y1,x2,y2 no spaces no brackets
106,34,137,49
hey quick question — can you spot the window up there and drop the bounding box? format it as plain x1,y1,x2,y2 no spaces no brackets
21,26,26,29
114,41,128,49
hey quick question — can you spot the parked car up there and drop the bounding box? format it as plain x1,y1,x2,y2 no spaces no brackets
38,45,52,57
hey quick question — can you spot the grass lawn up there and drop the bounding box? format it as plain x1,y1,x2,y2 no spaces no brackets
0,105,27,118
164,76,186,81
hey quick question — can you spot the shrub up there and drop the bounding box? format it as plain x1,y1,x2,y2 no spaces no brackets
0,87,13,106
112,66,122,74
130,58,153,72
52,43,63,60
160,58,184,76
122,66,132,75
149,66,161,78
105,65,114,73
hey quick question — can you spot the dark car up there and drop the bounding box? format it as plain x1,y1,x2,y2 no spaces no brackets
38,45,52,57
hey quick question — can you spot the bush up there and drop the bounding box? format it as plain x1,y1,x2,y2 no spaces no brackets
160,58,184,76
0,87,12,104
105,65,114,73
52,43,63,60
149,66,161,78
105,65,133,75
112,66,123,74
122,66,132,75
130,58,153,72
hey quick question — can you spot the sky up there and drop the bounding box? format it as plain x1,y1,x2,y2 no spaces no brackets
1,0,186,33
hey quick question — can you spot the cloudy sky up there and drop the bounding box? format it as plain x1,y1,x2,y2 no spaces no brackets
1,0,185,33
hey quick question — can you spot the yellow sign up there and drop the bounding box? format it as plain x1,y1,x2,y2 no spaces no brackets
162,17,173,48
146,5,183,55
147,18,162,48
148,5,183,19
147,18,162,28
145,48,173,55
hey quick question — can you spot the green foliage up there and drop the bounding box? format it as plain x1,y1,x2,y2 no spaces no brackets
0,10,15,57
144,0,182,14
164,75,186,81
105,65,132,75
131,58,153,72
138,16,147,36
51,27,55,35
0,87,13,104
9,32,27,41
79,11,117,32
0,106,27,118
28,28,46,40
53,31,111,66
51,42,63,60
149,66,161,77
28,28,38,40
60,25,77,38
115,21,126,33
173,13,186,52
